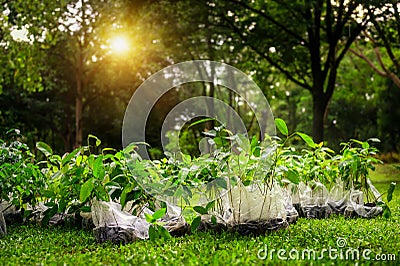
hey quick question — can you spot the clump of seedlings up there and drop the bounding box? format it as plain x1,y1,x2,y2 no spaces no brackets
338,139,395,218
0,119,396,244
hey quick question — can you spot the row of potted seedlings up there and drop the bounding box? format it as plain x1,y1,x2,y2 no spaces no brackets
67,119,395,242
0,120,396,244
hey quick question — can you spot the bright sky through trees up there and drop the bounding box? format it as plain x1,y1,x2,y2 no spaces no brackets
109,36,130,55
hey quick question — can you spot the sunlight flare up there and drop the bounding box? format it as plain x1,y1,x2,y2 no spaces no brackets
109,36,130,54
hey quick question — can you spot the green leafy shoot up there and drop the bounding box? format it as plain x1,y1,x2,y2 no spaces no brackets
36,142,53,157
190,216,201,233
275,118,288,136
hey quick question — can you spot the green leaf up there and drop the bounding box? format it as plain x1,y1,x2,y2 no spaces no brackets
41,205,58,226
36,142,53,157
42,189,55,199
211,215,217,225
350,139,363,144
376,201,385,207
205,201,215,211
383,205,391,219
213,137,223,147
76,155,83,166
286,169,300,185
120,185,133,208
22,210,33,219
93,156,105,179
88,134,101,146
152,208,166,220
193,206,208,215
234,134,250,153
275,118,288,136
104,181,121,190
61,148,80,166
80,206,91,212
145,213,155,223
58,199,67,213
250,136,258,149
243,180,251,186
148,224,171,240
181,153,191,163
183,185,193,199
252,146,261,157
148,224,157,240
79,178,95,202
215,178,228,190
174,185,184,198
160,201,167,209
188,117,215,128
191,216,201,233
296,132,316,148
362,141,369,149
158,225,171,239
123,143,138,154
387,182,396,202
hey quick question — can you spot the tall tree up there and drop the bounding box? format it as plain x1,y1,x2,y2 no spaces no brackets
1,0,162,150
52,0,127,148
211,0,373,142
0,0,63,94
144,1,276,142
55,0,174,149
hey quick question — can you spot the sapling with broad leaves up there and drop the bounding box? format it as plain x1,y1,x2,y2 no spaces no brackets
37,135,148,226
0,131,46,222
338,139,396,218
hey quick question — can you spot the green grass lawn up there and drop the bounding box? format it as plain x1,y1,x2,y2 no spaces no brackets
1,164,399,266
369,163,400,185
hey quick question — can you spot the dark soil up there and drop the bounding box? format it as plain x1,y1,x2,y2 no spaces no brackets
93,226,139,244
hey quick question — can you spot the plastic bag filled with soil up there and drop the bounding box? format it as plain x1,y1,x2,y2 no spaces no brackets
0,202,9,236
91,200,150,244
344,179,382,218
287,183,303,217
0,202,23,224
80,211,95,230
26,202,93,229
197,214,228,233
328,179,349,214
137,203,189,237
0,210,6,237
282,186,299,224
28,202,48,224
217,180,288,235
160,204,189,237
299,181,332,219
48,212,90,228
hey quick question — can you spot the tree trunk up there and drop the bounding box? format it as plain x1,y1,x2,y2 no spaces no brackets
75,80,83,148
312,93,328,144
74,58,83,148
206,83,215,130
205,28,215,131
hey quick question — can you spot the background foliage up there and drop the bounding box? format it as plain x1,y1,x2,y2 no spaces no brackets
0,0,399,157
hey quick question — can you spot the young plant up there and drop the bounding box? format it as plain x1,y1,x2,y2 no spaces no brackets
273,118,319,185
37,135,144,225
376,182,396,218
190,201,216,233
0,133,45,219
339,138,383,202
144,208,171,240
